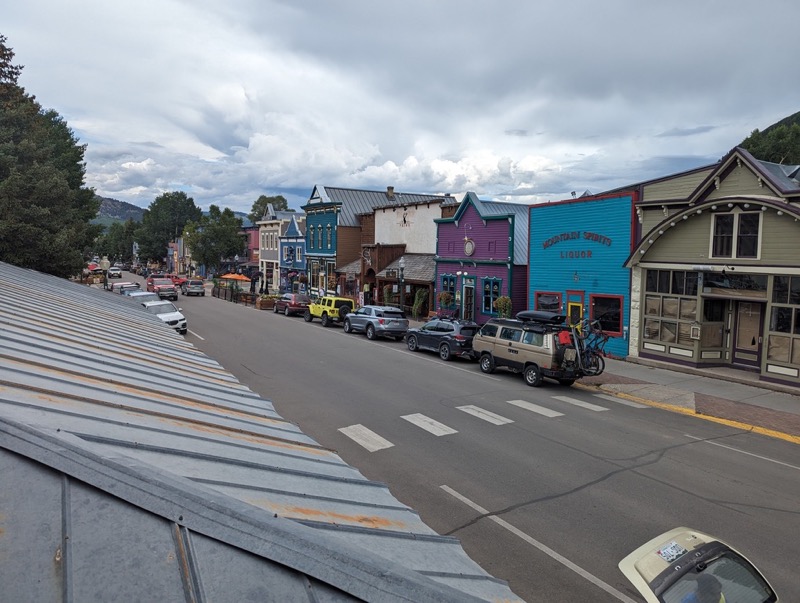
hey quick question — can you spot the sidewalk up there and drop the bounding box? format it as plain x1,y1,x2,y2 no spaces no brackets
576,356,800,443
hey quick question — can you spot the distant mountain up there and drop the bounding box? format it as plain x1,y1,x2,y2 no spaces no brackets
93,195,250,229
93,196,145,228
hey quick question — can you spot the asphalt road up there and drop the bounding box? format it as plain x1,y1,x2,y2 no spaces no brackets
144,277,800,602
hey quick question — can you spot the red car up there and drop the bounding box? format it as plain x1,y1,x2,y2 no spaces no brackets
274,293,312,316
165,273,187,287
147,278,178,300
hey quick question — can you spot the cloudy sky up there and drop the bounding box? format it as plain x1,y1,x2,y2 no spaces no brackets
6,1,799,213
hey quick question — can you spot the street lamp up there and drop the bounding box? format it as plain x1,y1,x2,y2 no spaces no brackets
234,254,239,274
398,257,405,311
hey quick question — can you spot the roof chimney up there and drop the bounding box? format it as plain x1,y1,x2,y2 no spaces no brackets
387,186,395,199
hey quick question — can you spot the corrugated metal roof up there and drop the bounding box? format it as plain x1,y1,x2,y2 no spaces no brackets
306,186,455,227
0,261,520,602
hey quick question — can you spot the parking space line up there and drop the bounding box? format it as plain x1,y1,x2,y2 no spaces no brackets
457,405,514,425
594,393,649,408
507,400,564,417
553,395,609,412
401,413,458,436
338,424,394,452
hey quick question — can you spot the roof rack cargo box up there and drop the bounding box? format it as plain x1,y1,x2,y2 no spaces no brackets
515,311,566,325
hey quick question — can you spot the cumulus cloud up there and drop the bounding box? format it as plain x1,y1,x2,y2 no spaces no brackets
5,0,798,212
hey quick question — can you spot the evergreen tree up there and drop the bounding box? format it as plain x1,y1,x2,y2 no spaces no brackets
0,34,102,277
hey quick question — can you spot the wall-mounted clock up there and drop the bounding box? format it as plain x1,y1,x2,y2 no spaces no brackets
464,238,475,256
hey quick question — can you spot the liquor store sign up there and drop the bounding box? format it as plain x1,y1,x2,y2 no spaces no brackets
542,230,612,259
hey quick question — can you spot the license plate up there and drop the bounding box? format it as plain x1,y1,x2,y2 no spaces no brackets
656,541,687,563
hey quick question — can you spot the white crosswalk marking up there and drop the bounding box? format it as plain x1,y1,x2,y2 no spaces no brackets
457,405,514,425
594,393,650,408
552,395,609,412
507,399,564,417
401,413,458,436
338,424,394,452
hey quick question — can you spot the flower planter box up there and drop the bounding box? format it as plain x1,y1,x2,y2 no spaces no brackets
255,297,275,310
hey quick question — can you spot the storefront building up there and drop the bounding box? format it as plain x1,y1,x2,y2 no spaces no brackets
435,192,528,322
625,147,800,386
529,192,636,358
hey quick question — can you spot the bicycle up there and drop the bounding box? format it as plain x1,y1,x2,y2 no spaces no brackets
571,318,609,376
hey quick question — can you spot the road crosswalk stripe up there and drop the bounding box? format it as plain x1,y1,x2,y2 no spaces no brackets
401,413,458,436
593,393,650,408
552,395,609,412
507,399,564,417
338,424,394,452
457,405,514,425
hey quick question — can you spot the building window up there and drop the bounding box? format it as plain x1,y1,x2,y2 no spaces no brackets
317,226,323,250
711,212,760,259
535,291,561,312
296,247,302,263
590,295,623,335
441,274,456,297
482,278,502,314
643,269,699,346
768,275,800,366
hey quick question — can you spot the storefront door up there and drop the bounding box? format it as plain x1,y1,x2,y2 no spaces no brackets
732,301,764,368
463,278,475,322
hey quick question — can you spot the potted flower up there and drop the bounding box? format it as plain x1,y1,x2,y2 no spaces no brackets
256,294,280,310
494,295,513,318
437,291,453,311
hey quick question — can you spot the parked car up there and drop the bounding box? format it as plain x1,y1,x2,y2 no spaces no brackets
125,291,160,303
147,278,178,300
405,318,480,361
109,281,139,293
107,266,123,279
472,311,585,387
304,296,354,327
166,273,188,287
141,300,187,335
180,279,205,296
343,305,409,340
274,293,311,316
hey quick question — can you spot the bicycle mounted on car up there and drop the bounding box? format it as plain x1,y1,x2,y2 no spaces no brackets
471,310,609,387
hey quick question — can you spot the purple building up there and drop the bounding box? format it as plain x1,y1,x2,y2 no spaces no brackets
434,192,529,323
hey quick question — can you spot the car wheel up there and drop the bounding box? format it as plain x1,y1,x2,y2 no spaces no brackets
439,343,452,361
407,335,418,352
201,292,205,296
479,354,495,373
558,379,575,386
273,304,279,313
321,313,330,327
343,319,353,334
304,310,313,322
284,306,291,316
366,324,376,340
524,364,543,387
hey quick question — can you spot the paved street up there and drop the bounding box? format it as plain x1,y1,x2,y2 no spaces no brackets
174,282,800,602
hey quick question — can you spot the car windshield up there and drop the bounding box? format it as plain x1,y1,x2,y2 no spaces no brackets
153,279,173,286
145,303,177,315
187,280,203,286
660,554,775,603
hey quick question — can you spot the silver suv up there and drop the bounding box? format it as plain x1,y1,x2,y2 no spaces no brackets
343,305,409,340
